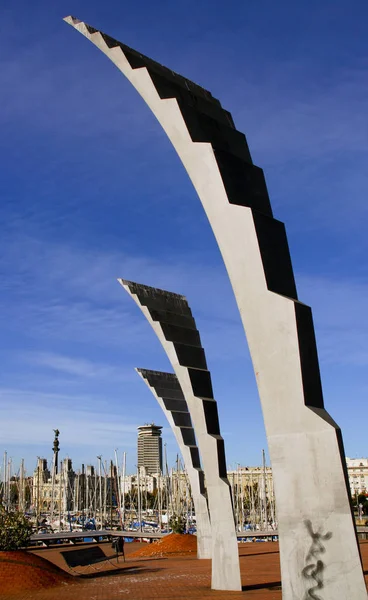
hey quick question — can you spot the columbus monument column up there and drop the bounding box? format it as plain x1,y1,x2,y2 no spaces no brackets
64,17,367,599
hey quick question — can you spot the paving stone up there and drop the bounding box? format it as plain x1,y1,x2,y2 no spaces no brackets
1,540,366,600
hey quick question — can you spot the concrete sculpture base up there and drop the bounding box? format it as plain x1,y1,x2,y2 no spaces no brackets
136,368,211,559
64,17,367,599
120,281,241,591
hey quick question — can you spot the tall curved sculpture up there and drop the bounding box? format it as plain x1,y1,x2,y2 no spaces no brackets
64,17,367,599
136,368,211,559
118,279,241,591
119,281,241,590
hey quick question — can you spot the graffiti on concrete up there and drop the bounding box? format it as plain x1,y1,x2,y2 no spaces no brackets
302,520,332,600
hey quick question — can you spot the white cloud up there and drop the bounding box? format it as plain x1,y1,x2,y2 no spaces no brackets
2,233,368,378
0,388,137,445
0,232,239,353
25,351,134,380
0,385,178,474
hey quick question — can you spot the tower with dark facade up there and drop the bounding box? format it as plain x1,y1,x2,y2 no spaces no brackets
137,423,162,474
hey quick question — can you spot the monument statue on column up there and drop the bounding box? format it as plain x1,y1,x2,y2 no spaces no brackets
52,429,60,476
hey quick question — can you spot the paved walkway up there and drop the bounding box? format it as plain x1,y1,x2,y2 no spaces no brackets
5,540,368,600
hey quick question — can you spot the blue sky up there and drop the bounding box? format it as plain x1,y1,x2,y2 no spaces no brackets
1,0,367,478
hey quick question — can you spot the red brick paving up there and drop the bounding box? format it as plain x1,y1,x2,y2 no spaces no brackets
1,540,367,600
130,533,197,558
0,550,71,598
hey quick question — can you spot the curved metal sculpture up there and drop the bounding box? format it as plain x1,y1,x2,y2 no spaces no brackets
119,281,241,590
64,17,366,599
136,368,211,559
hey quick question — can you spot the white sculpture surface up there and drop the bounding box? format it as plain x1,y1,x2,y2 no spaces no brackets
136,368,211,559
119,281,241,590
64,17,367,598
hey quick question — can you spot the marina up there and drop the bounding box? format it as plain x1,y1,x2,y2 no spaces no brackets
0,438,282,538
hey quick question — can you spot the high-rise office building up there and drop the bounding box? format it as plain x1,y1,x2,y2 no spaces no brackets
137,423,163,474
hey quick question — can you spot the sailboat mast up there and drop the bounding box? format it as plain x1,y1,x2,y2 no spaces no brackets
1,452,6,508
122,452,126,527
262,449,268,529
36,459,40,526
137,467,142,531
19,459,24,513
58,461,62,529
109,460,113,528
157,470,162,529
114,450,123,528
93,467,97,521
103,460,107,526
97,456,103,530
86,467,89,517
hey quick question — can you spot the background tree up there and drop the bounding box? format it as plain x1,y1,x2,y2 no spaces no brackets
169,513,185,534
357,493,368,515
0,507,33,551
9,483,19,507
24,484,31,508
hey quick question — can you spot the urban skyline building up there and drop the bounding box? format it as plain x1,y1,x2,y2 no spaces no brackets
137,423,163,475
2,451,367,524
